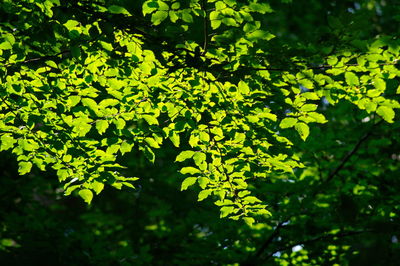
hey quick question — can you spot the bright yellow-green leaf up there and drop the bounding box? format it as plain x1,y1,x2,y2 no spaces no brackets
120,141,134,155
57,169,70,181
181,177,197,191
0,134,16,151
199,132,210,143
18,161,32,175
91,182,105,195
197,177,209,189
345,72,359,86
79,189,93,204
96,120,109,135
198,189,212,201
64,20,79,30
45,60,58,68
377,106,395,123
169,132,180,147
114,118,126,129
142,115,159,125
295,122,310,140
193,152,206,167
300,104,318,112
82,98,98,113
67,95,81,107
243,217,255,226
145,137,160,148
180,167,201,175
175,151,195,162
64,185,80,196
373,78,386,91
220,206,235,218
280,117,297,128
151,11,168,25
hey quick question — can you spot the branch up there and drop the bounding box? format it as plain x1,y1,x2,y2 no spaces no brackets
242,61,400,72
264,229,374,260
324,120,383,184
242,219,289,265
5,50,70,69
201,0,208,55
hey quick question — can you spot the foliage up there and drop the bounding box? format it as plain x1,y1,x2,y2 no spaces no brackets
1,0,400,264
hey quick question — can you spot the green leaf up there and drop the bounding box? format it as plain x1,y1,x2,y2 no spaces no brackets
243,196,261,204
64,20,79,30
57,169,70,181
220,206,235,218
67,95,81,107
45,60,58,68
108,5,131,15
98,99,120,108
295,122,310,140
280,117,297,128
181,12,193,23
82,98,98,113
249,2,272,13
91,182,104,195
96,120,109,135
79,189,93,204
222,17,238,26
211,19,221,29
373,78,386,91
300,104,318,112
301,92,319,100
198,189,212,201
180,167,201,175
243,22,259,33
243,217,255,226
19,139,38,151
0,41,12,50
64,185,80,196
175,151,195,162
0,134,17,151
169,132,180,147
327,56,338,65
18,161,32,175
199,132,210,143
171,2,180,9
367,89,381,98
114,118,126,130
189,135,199,147
377,106,395,123
145,137,160,148
3,33,15,45
197,177,209,189
238,81,250,94
345,72,359,86
143,1,159,15
151,11,168,25
193,152,206,167
143,145,155,163
308,112,328,123
246,30,274,41
181,177,197,191
142,115,159,125
120,141,134,155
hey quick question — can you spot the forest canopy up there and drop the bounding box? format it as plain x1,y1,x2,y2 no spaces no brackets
0,0,399,264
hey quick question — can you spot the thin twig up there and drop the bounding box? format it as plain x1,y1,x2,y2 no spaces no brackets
324,120,383,184
201,0,208,55
264,229,374,260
